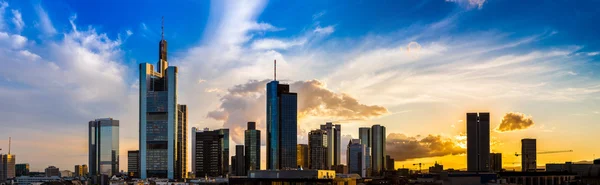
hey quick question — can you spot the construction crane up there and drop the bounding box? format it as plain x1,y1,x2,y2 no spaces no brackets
515,150,573,171
515,150,573,156
412,162,433,173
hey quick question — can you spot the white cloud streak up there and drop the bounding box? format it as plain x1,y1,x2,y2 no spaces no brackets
11,9,24,32
34,4,57,35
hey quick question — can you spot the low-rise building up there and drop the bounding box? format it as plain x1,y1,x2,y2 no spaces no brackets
229,170,356,185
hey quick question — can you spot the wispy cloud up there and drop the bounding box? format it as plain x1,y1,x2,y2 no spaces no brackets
446,0,486,9
313,25,334,35
34,4,56,35
312,10,326,20
0,1,8,30
11,9,24,32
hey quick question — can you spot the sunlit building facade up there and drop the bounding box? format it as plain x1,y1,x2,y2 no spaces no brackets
266,81,298,170
297,144,309,169
0,154,15,181
371,125,386,176
320,122,341,169
88,118,119,177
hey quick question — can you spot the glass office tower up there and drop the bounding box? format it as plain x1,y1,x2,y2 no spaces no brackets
371,124,386,176
245,122,261,171
320,122,341,169
88,118,119,177
347,139,366,177
466,112,490,172
266,81,298,170
308,130,328,170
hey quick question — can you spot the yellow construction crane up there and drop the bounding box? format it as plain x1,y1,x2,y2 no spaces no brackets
515,150,573,156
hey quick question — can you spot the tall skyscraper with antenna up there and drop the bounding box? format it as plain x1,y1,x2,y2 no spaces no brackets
0,137,15,182
266,60,298,170
139,17,186,180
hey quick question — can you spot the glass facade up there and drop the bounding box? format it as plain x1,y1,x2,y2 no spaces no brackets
245,122,261,171
16,163,29,177
296,144,309,169
88,118,119,177
320,122,341,169
371,124,385,176
266,81,298,170
219,129,229,175
192,129,225,177
466,112,490,172
308,130,327,170
358,127,371,173
347,139,365,176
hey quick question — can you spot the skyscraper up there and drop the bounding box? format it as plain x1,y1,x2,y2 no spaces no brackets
192,128,227,177
358,127,371,176
347,139,366,177
176,104,187,179
320,122,341,169
521,138,536,172
127,150,139,178
15,163,29,177
308,130,328,170
466,112,490,172
489,153,502,172
88,118,119,177
266,79,298,170
244,122,260,171
219,129,230,175
297,144,309,169
0,154,15,181
371,124,386,176
233,145,245,176
139,21,184,179
385,155,395,171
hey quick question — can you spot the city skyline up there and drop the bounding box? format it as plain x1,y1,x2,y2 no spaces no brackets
1,0,600,173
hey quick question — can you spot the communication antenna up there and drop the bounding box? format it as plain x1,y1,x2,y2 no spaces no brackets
8,137,11,154
161,16,164,40
274,59,277,81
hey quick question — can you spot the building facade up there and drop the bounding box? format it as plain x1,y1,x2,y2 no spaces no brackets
320,122,341,169
74,164,88,177
139,28,186,179
15,163,28,177
466,112,490,172
297,144,309,169
244,122,261,171
176,104,187,179
347,139,366,177
44,166,60,177
385,155,395,171
266,81,298,170
359,127,371,174
88,118,119,177
233,145,245,176
522,138,537,172
371,124,386,176
192,128,227,177
490,153,502,172
127,150,139,178
309,130,328,170
0,154,15,181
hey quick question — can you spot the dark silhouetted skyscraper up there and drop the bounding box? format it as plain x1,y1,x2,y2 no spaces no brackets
466,112,490,172
245,122,261,171
192,128,227,177
127,151,139,178
16,163,28,177
489,153,502,172
521,138,536,172
266,81,297,170
309,129,328,170
347,139,366,177
89,118,119,177
233,145,245,176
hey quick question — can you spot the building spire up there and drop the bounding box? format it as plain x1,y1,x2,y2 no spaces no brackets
161,16,164,40
274,59,276,81
8,137,10,154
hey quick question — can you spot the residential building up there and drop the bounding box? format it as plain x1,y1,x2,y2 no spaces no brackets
308,129,328,170
44,166,60,177
266,79,298,170
244,122,261,171
60,170,73,178
0,154,15,181
15,163,28,177
74,164,88,177
320,122,341,169
490,153,502,172
232,145,245,176
176,104,188,179
127,150,139,178
522,138,537,172
297,144,309,169
466,112,490,172
192,128,227,177
347,139,366,177
371,124,386,176
88,118,119,177
139,24,185,180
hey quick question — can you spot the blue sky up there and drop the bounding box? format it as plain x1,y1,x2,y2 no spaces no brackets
1,0,599,171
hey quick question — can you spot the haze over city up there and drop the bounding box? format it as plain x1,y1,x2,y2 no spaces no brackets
0,0,599,176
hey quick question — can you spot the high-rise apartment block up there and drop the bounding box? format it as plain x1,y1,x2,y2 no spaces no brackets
466,112,490,172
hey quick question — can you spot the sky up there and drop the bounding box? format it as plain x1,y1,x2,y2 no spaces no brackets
0,0,599,172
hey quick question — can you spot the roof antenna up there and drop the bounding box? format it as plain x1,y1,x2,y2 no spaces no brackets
8,137,11,154
161,16,164,40
274,59,277,81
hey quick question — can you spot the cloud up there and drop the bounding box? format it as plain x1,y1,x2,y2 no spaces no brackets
386,133,466,161
587,52,599,56
314,25,334,35
496,112,535,132
126,29,133,36
251,38,306,50
206,79,388,144
446,0,486,9
0,1,8,30
11,9,24,32
34,4,56,35
312,11,326,20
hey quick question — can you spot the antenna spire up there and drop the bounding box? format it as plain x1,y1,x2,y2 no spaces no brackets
8,137,10,154
274,59,277,81
161,16,164,40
